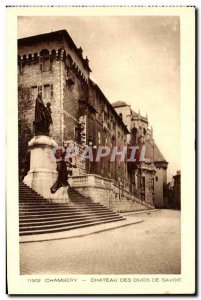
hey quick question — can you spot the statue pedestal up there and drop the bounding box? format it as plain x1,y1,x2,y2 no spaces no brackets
23,135,69,202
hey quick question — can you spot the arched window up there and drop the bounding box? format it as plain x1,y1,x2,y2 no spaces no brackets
143,128,146,136
40,49,51,72
131,128,137,145
119,113,123,119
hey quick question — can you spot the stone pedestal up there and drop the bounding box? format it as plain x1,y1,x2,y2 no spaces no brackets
23,135,69,202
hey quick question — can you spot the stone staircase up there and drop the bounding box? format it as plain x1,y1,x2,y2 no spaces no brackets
19,182,125,236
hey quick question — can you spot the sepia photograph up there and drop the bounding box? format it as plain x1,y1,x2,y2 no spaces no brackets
6,6,195,295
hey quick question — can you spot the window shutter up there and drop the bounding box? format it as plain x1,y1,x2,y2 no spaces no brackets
38,85,42,97
50,84,53,98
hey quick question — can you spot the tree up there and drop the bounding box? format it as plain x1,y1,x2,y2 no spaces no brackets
18,85,33,180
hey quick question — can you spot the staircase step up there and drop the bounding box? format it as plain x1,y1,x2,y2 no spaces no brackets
19,206,112,213
19,211,118,220
20,215,124,228
19,211,118,223
20,216,124,231
20,218,125,236
19,202,104,208
20,207,108,213
19,182,125,236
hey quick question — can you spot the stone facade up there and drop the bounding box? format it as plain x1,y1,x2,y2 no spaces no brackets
18,30,129,188
18,31,90,147
112,101,168,207
112,101,156,205
87,81,129,186
18,29,168,209
154,161,168,208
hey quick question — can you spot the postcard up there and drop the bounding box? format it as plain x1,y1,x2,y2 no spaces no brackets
6,6,195,295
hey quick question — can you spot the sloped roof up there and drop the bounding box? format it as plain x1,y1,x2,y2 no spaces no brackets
131,110,138,117
112,102,147,122
145,140,167,163
112,101,128,108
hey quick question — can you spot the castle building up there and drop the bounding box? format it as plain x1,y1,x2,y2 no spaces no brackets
18,29,167,212
112,101,168,207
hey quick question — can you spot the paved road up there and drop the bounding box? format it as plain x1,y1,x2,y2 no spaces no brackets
20,209,181,275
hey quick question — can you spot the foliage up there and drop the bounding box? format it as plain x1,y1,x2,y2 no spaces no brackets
18,86,33,180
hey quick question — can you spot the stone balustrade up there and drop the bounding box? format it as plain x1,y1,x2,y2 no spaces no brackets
69,174,154,212
69,174,113,190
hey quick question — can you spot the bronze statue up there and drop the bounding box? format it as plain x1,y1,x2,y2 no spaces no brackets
50,143,77,193
33,94,53,136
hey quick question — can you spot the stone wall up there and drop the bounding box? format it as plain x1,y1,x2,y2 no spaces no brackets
88,82,128,186
63,67,88,142
69,174,154,213
19,59,65,142
154,167,164,208
73,186,153,212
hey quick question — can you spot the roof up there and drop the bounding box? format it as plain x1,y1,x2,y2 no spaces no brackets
112,101,128,108
145,140,168,163
173,170,181,178
18,29,91,72
131,110,138,117
89,79,130,134
112,102,147,122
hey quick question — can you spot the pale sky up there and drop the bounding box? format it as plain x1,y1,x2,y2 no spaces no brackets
18,16,180,181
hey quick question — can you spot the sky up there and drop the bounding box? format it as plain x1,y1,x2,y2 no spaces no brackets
18,16,180,181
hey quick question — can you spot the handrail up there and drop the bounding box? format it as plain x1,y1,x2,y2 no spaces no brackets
113,184,153,208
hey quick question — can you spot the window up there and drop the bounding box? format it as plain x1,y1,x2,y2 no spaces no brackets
43,84,53,100
141,177,145,200
74,126,79,142
102,111,105,122
131,128,137,145
40,49,51,72
155,176,158,182
98,132,101,144
31,86,38,101
44,85,50,100
33,84,54,100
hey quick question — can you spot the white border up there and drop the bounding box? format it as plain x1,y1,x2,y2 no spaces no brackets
3,1,195,298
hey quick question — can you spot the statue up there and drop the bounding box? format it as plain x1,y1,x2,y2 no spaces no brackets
45,102,53,135
33,94,53,136
50,143,77,194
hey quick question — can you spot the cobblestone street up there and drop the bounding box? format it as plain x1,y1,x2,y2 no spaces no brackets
20,210,180,275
